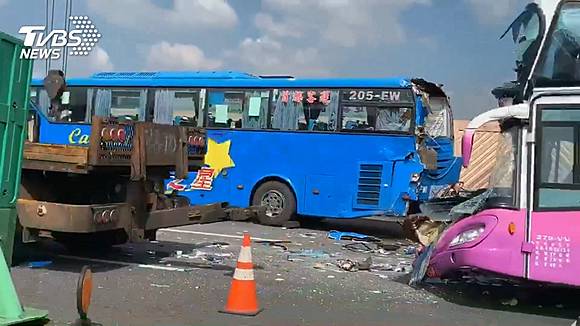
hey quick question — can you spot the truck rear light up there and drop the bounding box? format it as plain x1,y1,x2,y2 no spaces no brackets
101,128,110,140
110,128,119,141
117,128,126,142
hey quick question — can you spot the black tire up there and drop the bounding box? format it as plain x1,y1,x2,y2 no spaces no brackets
252,181,296,226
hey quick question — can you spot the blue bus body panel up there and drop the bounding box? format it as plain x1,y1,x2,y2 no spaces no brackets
418,137,462,200
36,112,91,146
166,129,424,218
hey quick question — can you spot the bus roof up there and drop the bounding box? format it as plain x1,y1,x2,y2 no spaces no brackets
31,70,415,89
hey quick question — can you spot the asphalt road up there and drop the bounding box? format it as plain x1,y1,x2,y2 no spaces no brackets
9,219,580,326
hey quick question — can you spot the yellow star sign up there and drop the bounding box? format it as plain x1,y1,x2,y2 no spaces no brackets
204,138,235,178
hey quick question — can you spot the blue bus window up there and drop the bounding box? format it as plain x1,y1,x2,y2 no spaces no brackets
207,90,269,129
341,106,412,132
271,89,338,131
172,90,202,126
111,89,146,121
37,87,92,123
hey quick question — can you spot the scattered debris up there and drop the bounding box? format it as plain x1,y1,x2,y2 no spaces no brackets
394,265,411,273
27,261,52,268
287,249,330,261
342,242,399,256
192,241,230,249
358,257,372,271
501,298,518,307
404,246,417,256
257,240,290,251
177,249,234,265
337,259,359,272
409,244,434,286
370,263,394,272
150,283,170,288
138,264,190,272
327,230,381,242
313,262,326,270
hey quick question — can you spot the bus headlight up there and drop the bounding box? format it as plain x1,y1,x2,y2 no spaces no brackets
410,173,421,182
449,226,485,247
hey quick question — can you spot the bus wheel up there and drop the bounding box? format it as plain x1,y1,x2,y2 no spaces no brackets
252,181,296,226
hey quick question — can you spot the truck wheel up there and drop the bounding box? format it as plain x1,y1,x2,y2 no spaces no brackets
252,181,296,226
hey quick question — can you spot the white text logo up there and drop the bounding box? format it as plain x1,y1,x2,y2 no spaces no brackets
19,15,101,60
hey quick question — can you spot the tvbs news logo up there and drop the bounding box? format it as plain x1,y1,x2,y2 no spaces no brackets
19,15,101,60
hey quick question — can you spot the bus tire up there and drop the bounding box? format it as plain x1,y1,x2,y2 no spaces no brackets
252,181,296,226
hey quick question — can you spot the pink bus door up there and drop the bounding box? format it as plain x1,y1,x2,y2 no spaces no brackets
527,211,580,286
528,114,580,287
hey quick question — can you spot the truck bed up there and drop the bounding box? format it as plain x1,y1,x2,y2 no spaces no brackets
22,142,90,173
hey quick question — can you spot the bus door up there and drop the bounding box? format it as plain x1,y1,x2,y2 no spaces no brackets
527,100,580,286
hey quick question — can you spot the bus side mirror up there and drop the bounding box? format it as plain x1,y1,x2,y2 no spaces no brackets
462,129,475,168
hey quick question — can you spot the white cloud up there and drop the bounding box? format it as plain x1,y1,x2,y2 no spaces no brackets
233,0,431,77
254,13,301,38
233,0,430,77
234,37,330,77
257,0,431,48
65,46,114,77
146,41,222,71
32,47,115,78
87,0,238,30
467,0,522,24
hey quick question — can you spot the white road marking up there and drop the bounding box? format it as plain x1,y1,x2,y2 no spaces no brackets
158,228,285,242
137,264,189,272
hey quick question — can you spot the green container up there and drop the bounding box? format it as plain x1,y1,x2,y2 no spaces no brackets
0,32,32,266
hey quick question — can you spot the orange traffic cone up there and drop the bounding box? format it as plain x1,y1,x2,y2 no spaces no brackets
219,232,263,316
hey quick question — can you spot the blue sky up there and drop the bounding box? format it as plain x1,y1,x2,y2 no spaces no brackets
0,0,528,119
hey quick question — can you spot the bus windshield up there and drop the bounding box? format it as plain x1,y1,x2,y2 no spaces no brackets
535,2,580,86
485,126,519,208
501,3,543,86
424,96,452,138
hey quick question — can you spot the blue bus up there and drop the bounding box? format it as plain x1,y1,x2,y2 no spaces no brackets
30,71,461,225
